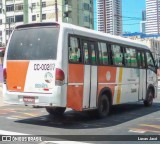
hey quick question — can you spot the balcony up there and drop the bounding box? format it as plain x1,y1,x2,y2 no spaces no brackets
64,4,72,12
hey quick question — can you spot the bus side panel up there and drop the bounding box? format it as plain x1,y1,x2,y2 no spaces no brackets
67,64,84,111
122,68,139,103
97,66,117,104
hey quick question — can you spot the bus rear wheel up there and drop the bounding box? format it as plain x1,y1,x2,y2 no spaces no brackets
97,94,110,118
144,89,154,107
46,107,66,116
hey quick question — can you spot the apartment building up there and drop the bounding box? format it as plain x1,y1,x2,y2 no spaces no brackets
0,0,94,45
97,0,122,35
146,0,160,34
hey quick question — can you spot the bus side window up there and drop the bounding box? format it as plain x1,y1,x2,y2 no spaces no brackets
83,42,89,64
137,52,142,68
125,48,131,67
141,52,146,68
69,36,82,63
98,42,108,65
146,52,154,67
111,44,123,66
91,43,96,65
125,48,137,67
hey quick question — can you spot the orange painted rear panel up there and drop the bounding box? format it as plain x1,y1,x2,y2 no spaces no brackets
7,61,29,92
67,64,84,111
67,85,83,111
68,64,84,83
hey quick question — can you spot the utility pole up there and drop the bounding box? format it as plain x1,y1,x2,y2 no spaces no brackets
103,0,106,33
55,0,58,22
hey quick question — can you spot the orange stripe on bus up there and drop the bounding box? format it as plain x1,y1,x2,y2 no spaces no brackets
7,61,29,92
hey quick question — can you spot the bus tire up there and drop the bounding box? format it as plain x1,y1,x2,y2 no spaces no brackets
97,94,110,118
45,107,66,116
144,88,154,107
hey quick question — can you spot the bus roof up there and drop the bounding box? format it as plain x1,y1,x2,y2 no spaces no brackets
14,22,149,50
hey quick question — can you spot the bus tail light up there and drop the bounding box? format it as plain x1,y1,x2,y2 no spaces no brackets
3,68,7,84
55,68,65,86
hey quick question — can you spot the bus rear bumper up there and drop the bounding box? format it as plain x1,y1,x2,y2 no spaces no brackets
3,85,66,107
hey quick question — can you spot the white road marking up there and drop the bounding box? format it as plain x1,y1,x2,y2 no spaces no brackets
129,129,146,134
6,117,18,120
0,130,30,135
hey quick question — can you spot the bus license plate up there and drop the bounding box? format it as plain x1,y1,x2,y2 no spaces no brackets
23,96,35,104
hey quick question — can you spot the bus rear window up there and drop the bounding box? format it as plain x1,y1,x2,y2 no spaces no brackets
7,27,59,60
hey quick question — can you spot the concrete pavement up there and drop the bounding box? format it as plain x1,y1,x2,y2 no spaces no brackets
0,83,4,106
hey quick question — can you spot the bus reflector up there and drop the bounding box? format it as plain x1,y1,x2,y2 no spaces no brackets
55,68,65,86
3,68,7,83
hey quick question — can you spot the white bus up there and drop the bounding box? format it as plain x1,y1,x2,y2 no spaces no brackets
3,22,157,118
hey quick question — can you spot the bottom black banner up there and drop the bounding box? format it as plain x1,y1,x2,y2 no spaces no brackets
0,135,159,142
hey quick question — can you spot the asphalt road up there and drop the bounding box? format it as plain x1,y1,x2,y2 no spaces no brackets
0,92,160,144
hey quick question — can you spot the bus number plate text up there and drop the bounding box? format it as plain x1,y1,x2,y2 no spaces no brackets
23,96,35,104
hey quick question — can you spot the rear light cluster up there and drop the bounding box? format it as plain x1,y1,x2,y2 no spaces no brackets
3,68,7,84
55,68,65,86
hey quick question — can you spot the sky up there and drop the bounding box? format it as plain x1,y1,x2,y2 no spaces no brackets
94,0,146,33
122,0,146,33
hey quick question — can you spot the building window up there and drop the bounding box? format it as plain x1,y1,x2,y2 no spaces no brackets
0,19,2,25
83,3,89,11
42,14,46,20
6,4,14,12
32,15,36,21
42,2,46,8
15,3,23,11
15,15,23,22
0,8,2,14
65,0,69,5
6,16,14,23
84,16,90,22
6,29,13,35
32,3,36,9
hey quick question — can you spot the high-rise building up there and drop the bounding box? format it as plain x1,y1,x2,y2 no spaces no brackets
0,0,94,45
97,0,122,35
142,10,146,21
140,10,146,33
146,0,160,34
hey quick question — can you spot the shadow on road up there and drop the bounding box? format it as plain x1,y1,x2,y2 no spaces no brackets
15,102,160,129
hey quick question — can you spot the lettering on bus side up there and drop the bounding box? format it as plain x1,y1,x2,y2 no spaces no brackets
34,64,55,71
